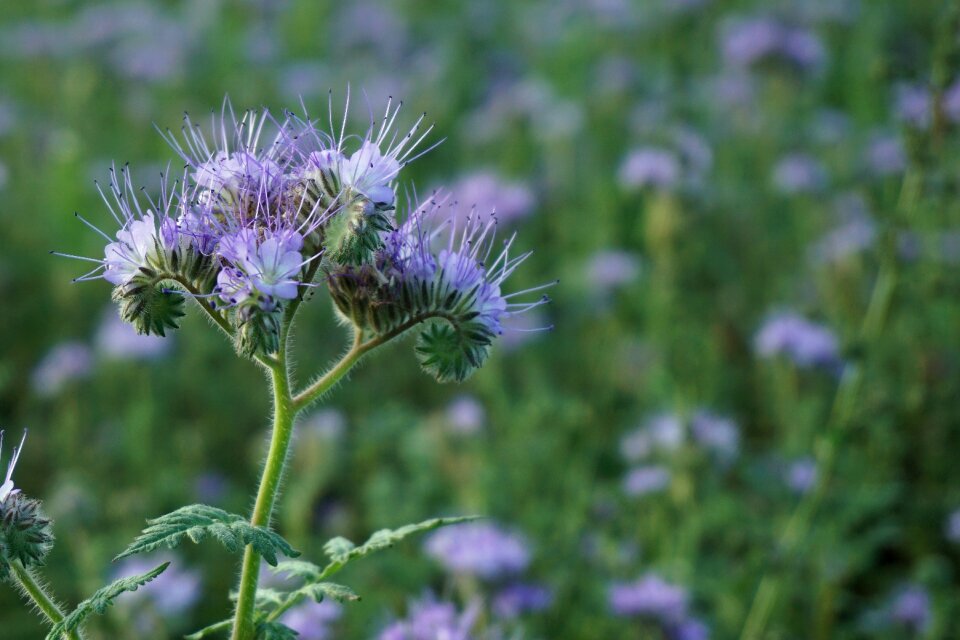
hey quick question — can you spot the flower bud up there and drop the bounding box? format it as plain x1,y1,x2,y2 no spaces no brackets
0,493,54,580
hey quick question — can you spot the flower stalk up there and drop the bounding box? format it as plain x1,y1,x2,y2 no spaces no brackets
9,559,82,640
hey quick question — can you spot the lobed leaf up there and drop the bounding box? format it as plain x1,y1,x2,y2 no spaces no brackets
116,504,299,566
45,562,169,640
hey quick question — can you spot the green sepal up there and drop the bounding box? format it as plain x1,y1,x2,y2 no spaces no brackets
415,322,492,383
112,279,185,337
235,305,283,358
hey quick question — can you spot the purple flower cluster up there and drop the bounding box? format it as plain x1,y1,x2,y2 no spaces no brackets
720,17,825,71
64,95,549,373
755,312,841,370
379,596,483,640
609,573,708,638
424,521,530,580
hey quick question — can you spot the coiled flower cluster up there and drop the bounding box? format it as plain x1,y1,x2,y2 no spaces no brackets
0,433,54,582
63,94,550,380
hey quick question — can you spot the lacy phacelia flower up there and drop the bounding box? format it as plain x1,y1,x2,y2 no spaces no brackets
279,600,342,640
424,521,530,580
608,573,689,622
328,197,552,382
62,95,547,371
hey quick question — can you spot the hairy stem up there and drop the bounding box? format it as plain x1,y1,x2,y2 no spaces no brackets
9,560,82,640
231,327,373,639
230,353,294,640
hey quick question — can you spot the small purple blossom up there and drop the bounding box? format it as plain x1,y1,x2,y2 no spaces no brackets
31,341,94,397
586,250,641,291
449,171,535,224
895,84,932,129
379,596,482,640
943,79,960,122
889,584,931,634
279,600,342,640
194,472,229,503
720,17,825,71
772,153,826,195
671,618,711,640
303,408,347,440
609,573,689,622
424,522,530,579
623,465,671,497
785,457,818,495
445,395,486,434
865,135,906,176
619,147,681,190
493,582,553,618
95,310,170,360
755,312,840,369
945,509,960,543
691,411,740,461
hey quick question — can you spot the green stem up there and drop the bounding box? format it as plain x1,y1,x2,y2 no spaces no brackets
231,354,295,640
739,200,906,640
9,560,82,640
231,328,373,639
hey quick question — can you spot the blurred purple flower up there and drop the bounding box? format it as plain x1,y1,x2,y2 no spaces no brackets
609,573,689,622
449,171,535,224
95,310,171,360
586,250,641,291
691,411,740,461
772,153,826,195
755,312,840,369
943,79,960,122
865,135,906,176
623,465,671,497
112,553,201,618
31,341,93,397
671,617,711,640
785,457,818,495
810,195,876,264
720,17,825,71
194,472,229,503
889,584,931,634
493,582,553,618
945,509,960,543
424,522,530,580
280,600,342,640
303,408,347,440
619,147,681,190
895,84,932,129
445,395,486,435
379,596,482,640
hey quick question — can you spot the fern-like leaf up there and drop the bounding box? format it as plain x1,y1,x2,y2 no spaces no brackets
45,562,169,640
319,515,479,578
116,504,299,566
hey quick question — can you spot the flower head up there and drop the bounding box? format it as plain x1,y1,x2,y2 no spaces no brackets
279,600,342,640
755,312,840,370
424,521,530,580
608,573,689,622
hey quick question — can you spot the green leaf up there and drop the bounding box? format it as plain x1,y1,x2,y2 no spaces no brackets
45,562,169,640
256,621,298,640
296,582,360,604
319,515,480,578
116,504,299,566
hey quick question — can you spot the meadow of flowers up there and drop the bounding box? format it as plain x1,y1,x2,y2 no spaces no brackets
1,0,960,638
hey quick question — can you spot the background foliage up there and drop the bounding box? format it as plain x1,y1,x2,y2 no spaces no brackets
1,0,959,638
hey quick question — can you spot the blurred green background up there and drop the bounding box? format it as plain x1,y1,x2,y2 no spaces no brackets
1,0,960,638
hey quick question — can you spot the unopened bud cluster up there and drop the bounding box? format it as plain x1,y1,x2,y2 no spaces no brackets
0,433,53,581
